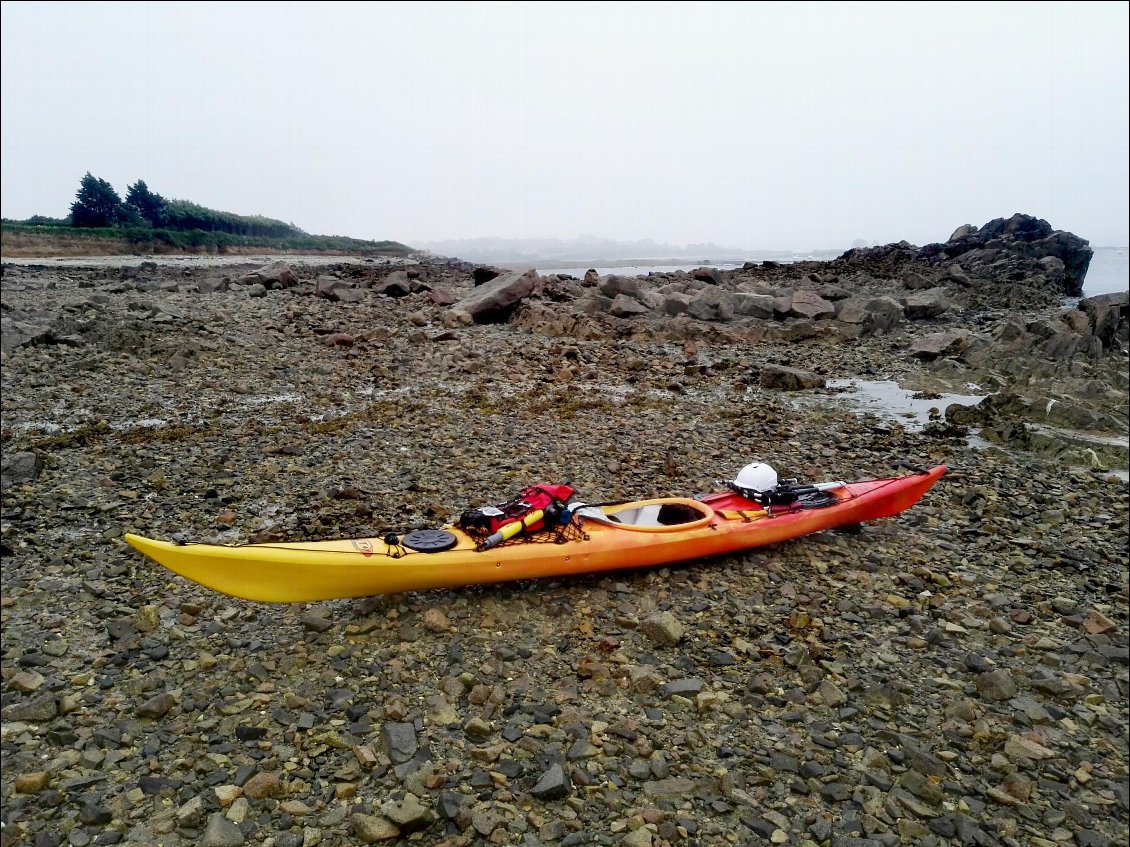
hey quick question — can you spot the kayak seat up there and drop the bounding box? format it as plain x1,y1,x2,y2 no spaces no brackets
619,504,664,527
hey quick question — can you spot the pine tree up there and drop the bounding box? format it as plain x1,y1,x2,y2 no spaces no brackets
125,180,167,227
70,173,126,228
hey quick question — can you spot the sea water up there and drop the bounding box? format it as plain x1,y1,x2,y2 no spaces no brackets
1081,247,1129,296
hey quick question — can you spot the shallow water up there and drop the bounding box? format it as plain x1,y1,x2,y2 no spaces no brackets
820,378,987,432
806,378,1130,482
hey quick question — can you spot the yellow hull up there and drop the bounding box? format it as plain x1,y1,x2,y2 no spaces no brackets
124,466,945,602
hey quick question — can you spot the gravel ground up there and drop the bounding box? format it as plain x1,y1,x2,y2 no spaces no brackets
1,258,1126,847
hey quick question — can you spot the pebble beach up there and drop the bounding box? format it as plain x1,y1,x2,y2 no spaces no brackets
1,237,1127,847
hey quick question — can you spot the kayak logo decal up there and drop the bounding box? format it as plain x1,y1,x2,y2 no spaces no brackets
352,539,375,557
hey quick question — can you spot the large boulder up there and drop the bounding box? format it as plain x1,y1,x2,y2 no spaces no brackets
315,275,365,303
731,292,776,319
786,290,836,321
238,261,297,289
451,268,542,323
909,330,976,361
835,296,904,334
686,287,734,322
1037,332,1102,360
599,275,644,300
692,267,723,285
760,364,825,391
663,291,692,316
609,294,651,318
1024,230,1093,295
1080,291,1128,349
374,270,412,297
1,316,53,353
1,451,43,487
901,288,950,320
195,276,229,294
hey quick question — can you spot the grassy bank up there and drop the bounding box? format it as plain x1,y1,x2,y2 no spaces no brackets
0,222,412,258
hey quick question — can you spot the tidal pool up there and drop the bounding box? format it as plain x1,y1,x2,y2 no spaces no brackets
819,378,987,432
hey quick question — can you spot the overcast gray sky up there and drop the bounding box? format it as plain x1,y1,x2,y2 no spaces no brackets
2,1,1127,251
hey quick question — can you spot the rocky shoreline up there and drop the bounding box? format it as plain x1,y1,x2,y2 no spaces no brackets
1,214,1127,847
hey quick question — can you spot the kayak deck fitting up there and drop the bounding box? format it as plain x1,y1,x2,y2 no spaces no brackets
124,465,946,603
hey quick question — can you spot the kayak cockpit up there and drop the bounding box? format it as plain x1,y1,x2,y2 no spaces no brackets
575,498,715,532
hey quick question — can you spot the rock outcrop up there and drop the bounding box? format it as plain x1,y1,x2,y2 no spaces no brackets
842,213,1094,296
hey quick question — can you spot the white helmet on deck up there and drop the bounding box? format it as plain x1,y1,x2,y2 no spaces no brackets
733,462,778,493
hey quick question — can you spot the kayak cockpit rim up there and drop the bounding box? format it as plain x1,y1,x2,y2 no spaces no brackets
573,497,716,532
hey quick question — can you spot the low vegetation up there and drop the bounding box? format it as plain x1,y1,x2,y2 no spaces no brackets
1,172,411,256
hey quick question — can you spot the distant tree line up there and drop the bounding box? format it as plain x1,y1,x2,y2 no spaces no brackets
65,172,304,238
2,173,412,255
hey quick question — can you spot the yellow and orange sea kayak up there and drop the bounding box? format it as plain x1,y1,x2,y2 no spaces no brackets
124,465,945,603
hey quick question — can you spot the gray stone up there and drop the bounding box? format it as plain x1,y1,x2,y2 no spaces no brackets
663,291,692,316
382,721,418,763
787,290,836,320
976,669,1018,701
835,296,904,333
315,276,352,301
640,611,684,646
599,274,643,299
686,286,734,322
351,813,399,843
136,692,177,719
1,451,43,487
196,277,229,294
1,317,53,353
943,264,973,286
238,261,297,289
0,695,57,722
692,267,722,285
200,812,245,847
531,763,571,800
818,679,848,707
463,717,492,742
379,792,434,832
731,292,776,319
659,678,705,699
376,270,411,297
300,613,334,633
760,364,825,391
901,288,949,320
609,294,651,318
1080,291,1128,348
909,330,973,361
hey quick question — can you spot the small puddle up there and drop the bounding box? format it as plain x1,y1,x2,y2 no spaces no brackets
821,379,987,432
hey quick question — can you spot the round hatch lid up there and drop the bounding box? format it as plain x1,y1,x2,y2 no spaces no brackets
401,529,458,553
